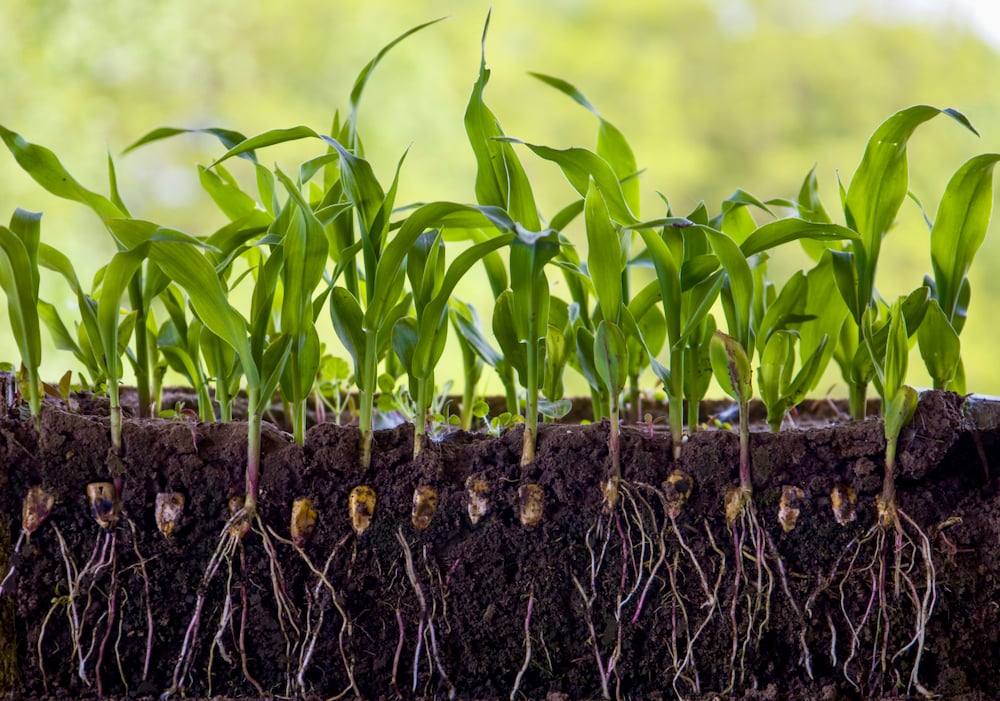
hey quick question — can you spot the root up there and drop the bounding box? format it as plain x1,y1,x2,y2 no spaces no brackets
510,586,535,701
724,501,775,691
396,527,455,700
827,508,938,696
274,530,358,699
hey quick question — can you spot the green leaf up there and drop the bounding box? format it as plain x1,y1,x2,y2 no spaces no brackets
882,298,910,401
0,125,124,221
701,226,754,352
347,17,446,143
584,179,624,323
740,218,859,258
464,14,541,231
503,139,638,225
391,316,419,375
710,330,752,403
594,320,628,399
529,72,640,214
122,126,254,160
329,287,366,381
884,385,919,443
929,153,1000,321
845,105,977,307
493,289,527,381
917,297,961,389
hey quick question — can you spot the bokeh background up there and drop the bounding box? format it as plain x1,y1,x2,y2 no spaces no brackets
2,0,1000,397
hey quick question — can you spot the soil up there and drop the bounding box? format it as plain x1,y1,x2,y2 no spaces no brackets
1,389,999,701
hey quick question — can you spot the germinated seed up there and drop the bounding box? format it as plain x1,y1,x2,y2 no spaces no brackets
228,495,250,538
349,485,376,535
724,484,750,527
155,492,185,539
778,485,806,532
519,484,544,528
830,484,857,525
465,475,490,525
663,469,693,518
22,485,54,535
291,497,317,546
411,485,438,531
86,482,120,529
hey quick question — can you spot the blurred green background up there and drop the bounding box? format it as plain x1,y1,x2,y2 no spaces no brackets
2,0,1000,397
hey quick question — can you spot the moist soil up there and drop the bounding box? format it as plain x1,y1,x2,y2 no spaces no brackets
1,390,999,701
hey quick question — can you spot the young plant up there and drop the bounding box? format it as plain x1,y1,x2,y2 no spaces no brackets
594,320,628,507
466,13,555,465
918,153,1000,391
448,299,489,431
390,229,513,456
0,209,43,430
754,270,835,431
830,105,978,418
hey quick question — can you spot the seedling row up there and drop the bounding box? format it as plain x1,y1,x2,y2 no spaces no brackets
1,14,997,698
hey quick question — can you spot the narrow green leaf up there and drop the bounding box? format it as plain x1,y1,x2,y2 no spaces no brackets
917,298,961,389
0,125,124,221
929,153,1000,321
122,126,254,160
585,179,624,323
594,320,629,397
329,286,366,380
710,330,752,403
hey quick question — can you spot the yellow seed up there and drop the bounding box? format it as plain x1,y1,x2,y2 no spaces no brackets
349,485,376,535
86,482,120,529
22,486,54,536
830,484,857,526
663,470,693,518
465,476,490,525
228,495,250,538
602,477,620,510
411,485,438,531
155,492,185,539
519,484,544,528
778,485,806,532
290,497,318,546
724,484,749,527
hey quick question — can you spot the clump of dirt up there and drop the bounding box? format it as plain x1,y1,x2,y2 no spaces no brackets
1,390,998,701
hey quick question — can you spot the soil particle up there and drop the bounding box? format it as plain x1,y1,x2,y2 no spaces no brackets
1,390,999,700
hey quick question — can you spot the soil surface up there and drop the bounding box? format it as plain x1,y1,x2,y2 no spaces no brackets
1,390,999,701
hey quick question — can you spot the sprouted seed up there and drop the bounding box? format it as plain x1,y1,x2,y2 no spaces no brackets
349,486,376,535
23,485,55,535
830,483,857,525
518,484,544,528
778,486,806,532
723,484,750,528
227,495,249,538
465,475,490,525
86,481,120,529
290,497,317,547
411,485,438,531
663,469,693,518
155,492,185,539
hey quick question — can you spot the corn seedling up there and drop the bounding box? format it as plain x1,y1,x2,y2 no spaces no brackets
917,153,1000,391
0,209,43,431
824,297,937,694
828,106,978,419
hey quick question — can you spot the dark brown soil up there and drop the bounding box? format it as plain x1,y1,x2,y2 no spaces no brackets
2,390,999,701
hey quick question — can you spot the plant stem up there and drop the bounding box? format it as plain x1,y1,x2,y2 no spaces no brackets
606,399,621,507
129,280,151,419
522,338,539,467
217,382,232,423
628,373,640,424
849,382,867,421
358,328,378,471
244,391,262,518
502,365,519,416
738,397,751,491
878,433,899,529
292,399,306,446
414,374,432,457
669,351,684,460
197,383,214,423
